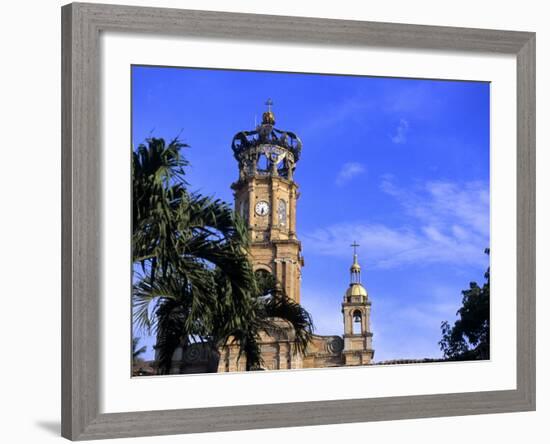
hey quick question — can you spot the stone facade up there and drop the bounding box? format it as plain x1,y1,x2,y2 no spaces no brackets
232,148,302,304
215,252,374,372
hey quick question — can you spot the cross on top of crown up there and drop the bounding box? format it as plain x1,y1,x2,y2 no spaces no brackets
350,241,360,255
265,98,274,112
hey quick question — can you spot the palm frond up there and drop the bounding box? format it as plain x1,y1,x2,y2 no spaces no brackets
131,136,314,373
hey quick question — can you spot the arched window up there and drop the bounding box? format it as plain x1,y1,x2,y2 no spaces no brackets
352,310,362,335
257,153,270,172
278,199,287,227
254,269,275,299
238,199,249,223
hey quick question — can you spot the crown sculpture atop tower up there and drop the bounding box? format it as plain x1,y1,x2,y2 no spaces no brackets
231,99,302,181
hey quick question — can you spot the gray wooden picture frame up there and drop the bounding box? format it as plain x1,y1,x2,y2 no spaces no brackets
61,2,536,440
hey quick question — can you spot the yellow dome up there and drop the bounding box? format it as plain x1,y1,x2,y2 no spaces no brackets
262,110,275,125
345,283,368,298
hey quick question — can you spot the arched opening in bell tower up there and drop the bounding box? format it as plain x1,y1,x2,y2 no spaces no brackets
257,153,270,173
352,310,362,335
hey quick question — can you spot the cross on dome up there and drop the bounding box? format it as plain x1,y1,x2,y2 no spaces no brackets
262,98,276,125
349,241,362,284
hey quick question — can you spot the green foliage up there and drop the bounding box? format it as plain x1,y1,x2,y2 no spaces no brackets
132,137,189,283
132,137,313,374
221,269,314,370
439,248,490,361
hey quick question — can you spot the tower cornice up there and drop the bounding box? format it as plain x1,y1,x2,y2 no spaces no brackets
231,174,299,191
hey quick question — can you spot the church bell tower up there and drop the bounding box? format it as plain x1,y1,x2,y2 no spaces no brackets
231,100,303,303
342,243,374,365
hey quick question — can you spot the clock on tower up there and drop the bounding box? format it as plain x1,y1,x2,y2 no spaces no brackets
231,99,303,303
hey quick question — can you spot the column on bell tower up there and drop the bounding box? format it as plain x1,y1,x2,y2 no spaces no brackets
341,242,374,365
230,99,304,303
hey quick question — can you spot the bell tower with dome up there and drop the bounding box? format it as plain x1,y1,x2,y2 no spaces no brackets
342,242,374,365
231,99,303,303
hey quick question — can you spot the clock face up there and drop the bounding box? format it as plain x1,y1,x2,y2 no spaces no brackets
255,200,270,216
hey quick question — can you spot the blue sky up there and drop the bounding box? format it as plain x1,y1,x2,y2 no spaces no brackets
132,65,490,363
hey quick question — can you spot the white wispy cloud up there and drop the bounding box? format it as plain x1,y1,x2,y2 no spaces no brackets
300,96,372,136
335,162,365,186
384,83,443,117
381,177,490,238
390,118,410,144
302,178,489,269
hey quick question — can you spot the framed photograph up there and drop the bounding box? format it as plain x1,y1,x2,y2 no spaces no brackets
61,2,535,440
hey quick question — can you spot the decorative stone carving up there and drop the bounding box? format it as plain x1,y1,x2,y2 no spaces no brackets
327,336,345,354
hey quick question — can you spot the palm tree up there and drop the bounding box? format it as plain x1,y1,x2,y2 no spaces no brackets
132,137,313,374
132,137,189,283
204,268,313,371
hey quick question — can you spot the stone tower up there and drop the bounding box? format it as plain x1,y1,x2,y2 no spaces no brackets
342,243,374,365
173,104,377,374
231,99,303,303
